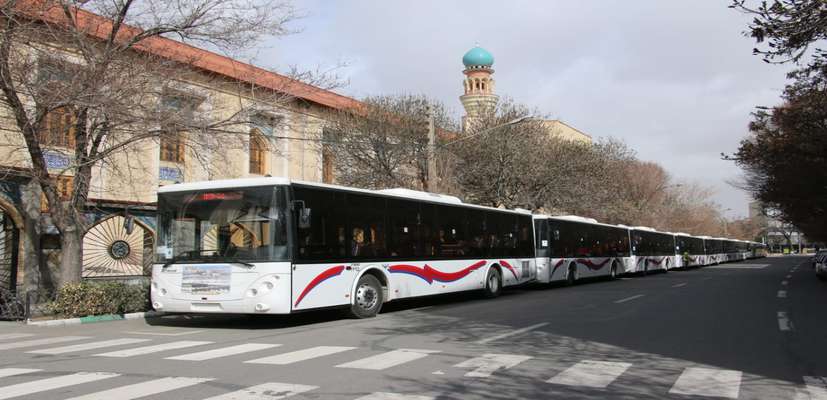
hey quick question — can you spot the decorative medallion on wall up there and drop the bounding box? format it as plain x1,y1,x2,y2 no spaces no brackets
82,215,154,278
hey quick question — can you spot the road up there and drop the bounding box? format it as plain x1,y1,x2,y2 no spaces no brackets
0,255,824,399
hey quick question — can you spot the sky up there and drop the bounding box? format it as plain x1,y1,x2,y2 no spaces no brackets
259,0,791,219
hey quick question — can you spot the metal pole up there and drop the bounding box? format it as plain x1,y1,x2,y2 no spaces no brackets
427,105,436,192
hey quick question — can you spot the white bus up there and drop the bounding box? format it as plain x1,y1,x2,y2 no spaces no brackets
674,233,707,268
703,237,726,265
630,227,677,273
533,215,631,284
151,178,536,318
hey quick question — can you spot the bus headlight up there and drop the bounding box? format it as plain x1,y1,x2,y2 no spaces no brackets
246,275,279,297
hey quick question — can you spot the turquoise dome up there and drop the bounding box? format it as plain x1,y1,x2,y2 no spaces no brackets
462,46,494,67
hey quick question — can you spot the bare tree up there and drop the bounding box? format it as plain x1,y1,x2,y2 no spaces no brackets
0,0,321,286
322,94,458,190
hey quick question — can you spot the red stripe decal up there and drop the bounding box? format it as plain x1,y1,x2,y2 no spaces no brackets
389,260,487,284
294,265,345,307
575,258,612,270
499,260,520,279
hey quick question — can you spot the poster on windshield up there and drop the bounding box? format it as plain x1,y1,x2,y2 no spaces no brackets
182,264,231,295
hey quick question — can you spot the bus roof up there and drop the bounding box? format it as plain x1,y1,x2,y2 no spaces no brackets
157,177,531,214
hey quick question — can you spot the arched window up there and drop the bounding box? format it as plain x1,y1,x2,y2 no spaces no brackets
39,106,76,149
249,129,267,175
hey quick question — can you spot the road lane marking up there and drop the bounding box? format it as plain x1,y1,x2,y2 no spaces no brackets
778,312,793,331
0,372,119,400
614,294,645,304
707,264,769,269
803,376,827,400
778,290,787,298
95,340,212,357
454,353,532,378
355,393,435,400
245,346,355,365
547,360,631,388
787,274,793,278
669,367,742,399
167,343,281,361
65,376,211,400
336,349,440,370
203,382,319,400
28,338,151,355
0,369,41,379
782,280,789,286
672,283,687,288
0,336,90,351
124,330,206,336
474,323,549,344
0,334,35,341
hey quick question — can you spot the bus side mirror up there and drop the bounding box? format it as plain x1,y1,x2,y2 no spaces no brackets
299,208,312,229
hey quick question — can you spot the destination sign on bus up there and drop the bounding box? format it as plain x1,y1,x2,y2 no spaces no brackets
196,192,243,201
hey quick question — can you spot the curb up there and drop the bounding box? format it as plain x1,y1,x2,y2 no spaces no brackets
26,311,164,327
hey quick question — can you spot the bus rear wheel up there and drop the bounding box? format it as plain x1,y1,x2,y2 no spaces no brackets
349,275,383,319
483,268,502,298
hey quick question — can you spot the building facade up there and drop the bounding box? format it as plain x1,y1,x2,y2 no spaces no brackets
0,5,362,295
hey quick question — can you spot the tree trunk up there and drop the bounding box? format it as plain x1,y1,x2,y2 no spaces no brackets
58,226,83,286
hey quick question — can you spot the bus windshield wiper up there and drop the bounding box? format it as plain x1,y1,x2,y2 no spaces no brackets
228,260,255,268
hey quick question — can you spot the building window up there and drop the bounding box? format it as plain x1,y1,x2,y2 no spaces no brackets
160,132,185,163
322,128,336,183
249,129,267,175
39,107,76,149
40,175,73,212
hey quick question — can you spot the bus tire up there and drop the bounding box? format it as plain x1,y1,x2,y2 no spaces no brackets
610,262,618,280
483,267,502,298
566,264,577,286
349,274,383,319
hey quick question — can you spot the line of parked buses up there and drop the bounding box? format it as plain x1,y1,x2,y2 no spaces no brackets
151,178,767,318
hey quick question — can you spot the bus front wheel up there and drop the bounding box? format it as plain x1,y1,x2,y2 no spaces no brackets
349,275,383,319
483,268,502,298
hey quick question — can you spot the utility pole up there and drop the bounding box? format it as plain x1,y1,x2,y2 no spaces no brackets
427,104,436,192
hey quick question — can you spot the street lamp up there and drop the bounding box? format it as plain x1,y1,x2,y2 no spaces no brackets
425,111,536,191
722,207,732,237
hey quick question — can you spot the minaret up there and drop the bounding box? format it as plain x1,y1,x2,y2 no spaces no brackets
460,44,498,132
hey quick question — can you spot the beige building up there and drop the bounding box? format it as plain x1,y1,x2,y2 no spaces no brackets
0,4,361,294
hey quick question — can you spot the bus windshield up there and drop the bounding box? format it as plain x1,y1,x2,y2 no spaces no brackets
156,186,289,263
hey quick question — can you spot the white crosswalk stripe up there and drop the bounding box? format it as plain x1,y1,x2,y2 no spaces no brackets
355,393,435,400
336,349,441,370
65,376,212,400
802,376,827,400
547,360,631,388
669,367,742,399
167,343,281,361
246,346,356,365
453,353,532,378
28,338,151,355
202,382,319,400
0,334,35,341
0,369,41,379
95,340,212,357
0,336,90,351
0,372,119,399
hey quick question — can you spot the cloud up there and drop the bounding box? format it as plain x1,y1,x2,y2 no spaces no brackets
265,0,792,218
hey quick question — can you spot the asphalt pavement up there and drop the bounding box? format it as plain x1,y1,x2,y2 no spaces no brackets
0,255,823,399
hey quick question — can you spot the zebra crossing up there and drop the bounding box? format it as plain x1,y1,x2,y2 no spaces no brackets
1,334,824,399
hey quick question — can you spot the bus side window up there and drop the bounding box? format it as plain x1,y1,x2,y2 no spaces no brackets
466,210,487,258
387,199,419,259
346,193,386,259
293,187,346,261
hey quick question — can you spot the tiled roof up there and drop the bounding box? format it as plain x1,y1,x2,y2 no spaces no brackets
17,0,364,112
